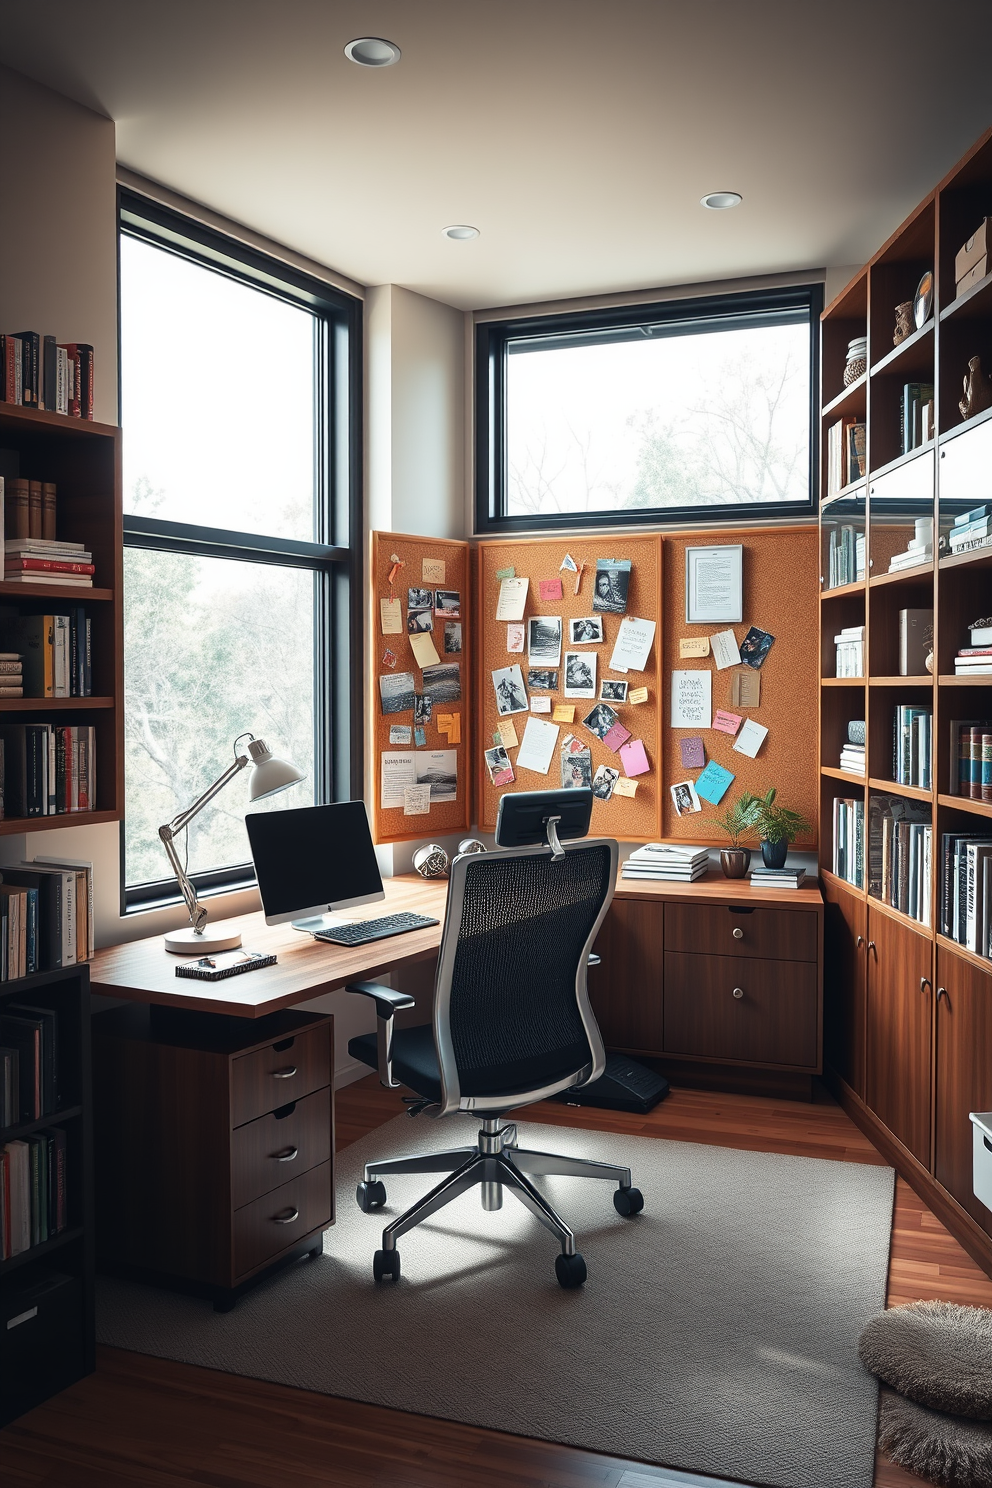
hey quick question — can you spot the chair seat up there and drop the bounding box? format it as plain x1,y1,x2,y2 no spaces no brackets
349,1025,442,1102
349,1023,591,1102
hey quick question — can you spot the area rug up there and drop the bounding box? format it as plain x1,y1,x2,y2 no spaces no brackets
97,1117,895,1488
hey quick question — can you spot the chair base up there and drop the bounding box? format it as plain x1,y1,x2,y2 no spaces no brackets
358,1118,641,1286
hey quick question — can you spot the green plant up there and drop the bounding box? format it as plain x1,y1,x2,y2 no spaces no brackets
746,787,812,845
712,791,763,848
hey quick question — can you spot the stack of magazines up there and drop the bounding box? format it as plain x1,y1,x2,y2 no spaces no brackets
621,844,709,882
750,865,807,889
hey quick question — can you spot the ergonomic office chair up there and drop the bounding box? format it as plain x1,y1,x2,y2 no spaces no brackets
346,808,643,1288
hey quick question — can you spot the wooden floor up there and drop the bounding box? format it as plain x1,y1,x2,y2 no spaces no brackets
4,1076,992,1488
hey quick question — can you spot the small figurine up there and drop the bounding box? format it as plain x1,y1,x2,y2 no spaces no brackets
894,301,913,346
960,356,992,421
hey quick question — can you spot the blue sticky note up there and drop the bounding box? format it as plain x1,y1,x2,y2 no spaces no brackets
695,760,735,805
414,727,426,747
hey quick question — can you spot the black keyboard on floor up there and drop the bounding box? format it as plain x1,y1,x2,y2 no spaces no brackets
313,911,440,947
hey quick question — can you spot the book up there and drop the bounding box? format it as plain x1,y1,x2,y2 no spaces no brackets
4,558,95,576
175,950,278,981
899,609,933,675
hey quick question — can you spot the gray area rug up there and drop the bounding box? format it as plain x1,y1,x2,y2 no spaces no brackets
98,1117,895,1488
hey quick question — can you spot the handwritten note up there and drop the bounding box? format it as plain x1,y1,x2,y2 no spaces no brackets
422,558,446,585
733,719,769,758
710,629,741,670
553,704,576,723
409,631,441,668
403,784,432,815
539,578,563,602
497,719,519,750
713,709,743,736
695,760,735,805
530,696,552,713
629,686,649,704
679,636,710,659
495,576,529,621
614,776,638,798
380,598,403,635
670,670,712,728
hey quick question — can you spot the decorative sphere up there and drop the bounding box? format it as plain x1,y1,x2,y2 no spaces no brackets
413,843,450,879
457,838,487,856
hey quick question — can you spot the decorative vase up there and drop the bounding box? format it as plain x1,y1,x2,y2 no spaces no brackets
720,848,750,879
894,301,913,346
843,336,867,385
761,839,789,870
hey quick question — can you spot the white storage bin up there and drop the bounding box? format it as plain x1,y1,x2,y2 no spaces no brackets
970,1112,992,1212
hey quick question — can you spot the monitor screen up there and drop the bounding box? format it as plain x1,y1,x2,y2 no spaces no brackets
246,801,384,925
495,788,593,849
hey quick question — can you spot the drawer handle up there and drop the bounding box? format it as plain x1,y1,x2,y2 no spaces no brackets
272,1066,298,1079
732,987,744,1000
732,927,744,940
273,1145,299,1163
274,1206,300,1225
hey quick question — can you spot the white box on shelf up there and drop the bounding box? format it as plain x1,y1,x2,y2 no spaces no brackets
970,1112,992,1212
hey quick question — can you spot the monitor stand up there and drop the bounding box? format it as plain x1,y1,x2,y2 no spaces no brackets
290,913,358,934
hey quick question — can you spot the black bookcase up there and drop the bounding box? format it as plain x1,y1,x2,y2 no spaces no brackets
0,963,94,1426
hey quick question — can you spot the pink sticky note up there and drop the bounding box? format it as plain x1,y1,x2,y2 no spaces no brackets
603,722,632,752
539,578,563,601
713,710,743,736
680,736,705,768
619,739,649,777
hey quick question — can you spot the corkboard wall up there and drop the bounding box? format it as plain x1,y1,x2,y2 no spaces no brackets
475,535,663,840
660,526,819,845
370,531,471,844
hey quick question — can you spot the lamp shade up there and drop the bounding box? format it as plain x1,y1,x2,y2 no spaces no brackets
247,737,306,801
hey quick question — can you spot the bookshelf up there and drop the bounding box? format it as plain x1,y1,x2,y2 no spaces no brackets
0,404,122,833
820,127,992,1277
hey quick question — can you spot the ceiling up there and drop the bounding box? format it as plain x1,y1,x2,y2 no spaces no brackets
2,1,992,311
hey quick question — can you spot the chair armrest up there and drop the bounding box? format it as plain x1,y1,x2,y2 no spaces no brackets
346,980,417,1018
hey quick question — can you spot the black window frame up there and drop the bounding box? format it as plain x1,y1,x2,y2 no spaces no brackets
475,283,822,534
117,188,363,914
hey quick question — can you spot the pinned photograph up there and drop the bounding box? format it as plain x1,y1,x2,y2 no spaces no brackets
485,745,514,787
408,587,433,611
527,668,558,690
414,693,433,725
592,558,631,615
739,626,776,669
592,765,621,801
444,621,462,654
435,590,461,618
528,615,562,665
569,616,603,644
582,701,619,739
421,662,461,705
408,608,433,633
670,780,702,817
600,679,628,703
561,744,593,790
564,650,597,698
379,671,416,714
415,749,458,802
492,663,528,716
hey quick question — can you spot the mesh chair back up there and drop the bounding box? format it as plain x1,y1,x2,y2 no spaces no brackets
433,840,616,1111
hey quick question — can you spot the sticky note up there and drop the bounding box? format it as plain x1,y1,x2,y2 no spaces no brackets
680,736,705,768
380,598,403,634
679,636,710,658
530,696,552,713
495,565,516,580
618,739,649,777
422,558,446,584
733,719,769,758
539,578,563,602
409,631,441,668
713,709,743,736
613,776,638,798
403,784,432,815
498,719,519,749
629,686,648,704
695,760,735,805
603,722,632,752
553,704,575,723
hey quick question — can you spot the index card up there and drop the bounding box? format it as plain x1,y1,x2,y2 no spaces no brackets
670,670,711,728
516,716,560,775
497,719,519,749
733,718,769,758
710,629,742,670
389,725,412,745
380,598,403,634
409,631,441,668
679,636,710,658
403,784,432,815
496,576,529,620
609,616,656,673
422,558,446,585
530,696,552,713
628,686,649,704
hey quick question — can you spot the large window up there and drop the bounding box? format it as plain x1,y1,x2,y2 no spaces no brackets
119,194,361,908
476,286,821,532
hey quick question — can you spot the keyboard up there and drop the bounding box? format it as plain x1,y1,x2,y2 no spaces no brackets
313,911,440,947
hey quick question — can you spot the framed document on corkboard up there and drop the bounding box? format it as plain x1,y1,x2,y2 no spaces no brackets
370,531,472,845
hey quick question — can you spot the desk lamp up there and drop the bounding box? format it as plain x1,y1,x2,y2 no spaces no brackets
160,732,305,954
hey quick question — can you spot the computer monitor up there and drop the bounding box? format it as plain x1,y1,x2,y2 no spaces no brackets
495,788,593,853
246,801,385,930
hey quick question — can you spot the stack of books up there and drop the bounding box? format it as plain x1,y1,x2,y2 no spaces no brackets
840,740,865,774
0,653,23,698
1,332,94,418
750,865,807,889
888,516,934,573
947,506,992,558
940,832,992,956
893,704,932,789
955,646,992,676
949,720,992,800
0,613,91,697
621,844,709,882
826,523,866,587
4,538,94,588
835,625,865,677
832,796,865,888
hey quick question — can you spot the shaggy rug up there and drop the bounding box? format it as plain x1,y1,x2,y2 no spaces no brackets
860,1300,992,1418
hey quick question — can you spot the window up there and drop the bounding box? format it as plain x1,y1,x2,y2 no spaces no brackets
119,193,361,909
476,285,821,532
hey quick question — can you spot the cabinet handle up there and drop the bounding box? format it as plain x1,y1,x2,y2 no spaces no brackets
920,977,932,995
272,1066,298,1079
273,1207,300,1224
867,941,876,956
856,935,864,949
732,927,744,940
732,987,744,1000
937,986,949,1005
273,1145,299,1163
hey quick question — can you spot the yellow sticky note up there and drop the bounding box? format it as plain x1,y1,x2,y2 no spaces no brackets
409,631,441,668
498,719,518,749
442,713,461,743
553,704,575,723
423,558,446,585
628,687,649,704
680,637,710,658
614,777,638,798
380,598,403,635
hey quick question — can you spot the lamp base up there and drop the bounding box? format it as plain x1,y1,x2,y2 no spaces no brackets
164,924,244,955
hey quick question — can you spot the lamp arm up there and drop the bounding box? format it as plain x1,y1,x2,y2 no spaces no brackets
158,753,250,933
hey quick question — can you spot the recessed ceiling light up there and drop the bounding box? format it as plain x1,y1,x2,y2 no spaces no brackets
442,225,480,241
700,191,743,210
344,37,401,67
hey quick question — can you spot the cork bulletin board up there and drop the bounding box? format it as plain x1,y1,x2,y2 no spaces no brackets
660,526,819,845
475,535,663,841
370,531,472,845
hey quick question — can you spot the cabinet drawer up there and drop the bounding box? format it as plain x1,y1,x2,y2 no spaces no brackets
665,902,817,963
663,951,818,1068
232,1024,330,1127
233,1161,332,1280
231,1086,331,1209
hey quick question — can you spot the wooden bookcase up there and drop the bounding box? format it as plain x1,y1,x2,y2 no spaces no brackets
819,126,992,1276
0,404,123,834
0,963,95,1425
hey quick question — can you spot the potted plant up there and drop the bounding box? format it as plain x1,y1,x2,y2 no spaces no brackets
712,791,762,878
749,787,812,870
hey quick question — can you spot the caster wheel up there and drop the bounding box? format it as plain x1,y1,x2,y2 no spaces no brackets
373,1248,401,1283
555,1251,587,1289
356,1179,387,1213
614,1186,644,1216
